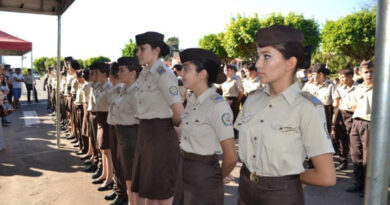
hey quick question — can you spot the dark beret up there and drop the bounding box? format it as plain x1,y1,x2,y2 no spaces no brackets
179,48,221,67
136,31,164,46
117,57,141,68
64,56,73,62
311,63,330,75
256,25,304,47
70,60,81,70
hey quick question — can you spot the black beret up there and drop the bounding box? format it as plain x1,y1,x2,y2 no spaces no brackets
179,48,221,67
256,25,304,47
135,31,170,56
70,60,81,70
64,56,73,62
311,63,330,75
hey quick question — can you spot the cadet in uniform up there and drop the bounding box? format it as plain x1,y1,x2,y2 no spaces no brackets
94,63,114,190
311,64,341,150
302,67,314,92
346,60,374,196
74,69,90,155
105,62,127,204
131,31,184,205
235,25,336,205
112,57,142,205
179,48,238,204
242,62,262,104
79,69,91,156
334,68,356,170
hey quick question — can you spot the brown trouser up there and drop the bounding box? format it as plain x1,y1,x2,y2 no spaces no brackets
89,112,101,169
182,152,223,205
109,125,127,197
350,118,371,186
238,165,304,205
334,109,353,163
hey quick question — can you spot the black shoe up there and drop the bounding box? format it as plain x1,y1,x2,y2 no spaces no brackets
110,196,128,205
92,178,105,184
70,139,78,143
92,168,102,179
76,150,86,155
82,164,97,173
104,191,117,201
80,155,92,160
97,181,114,191
73,144,79,148
84,160,92,165
336,162,348,170
346,184,364,192
67,135,76,140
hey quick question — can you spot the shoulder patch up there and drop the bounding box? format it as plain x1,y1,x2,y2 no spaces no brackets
210,94,224,104
301,91,323,106
157,66,166,75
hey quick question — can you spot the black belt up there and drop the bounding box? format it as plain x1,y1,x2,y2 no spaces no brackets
182,150,218,162
242,165,299,184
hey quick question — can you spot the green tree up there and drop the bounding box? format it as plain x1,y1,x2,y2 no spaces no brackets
199,33,229,62
321,8,376,62
45,57,64,71
33,57,48,74
312,50,360,73
222,14,261,60
84,56,111,67
122,39,137,57
166,37,179,52
260,12,321,51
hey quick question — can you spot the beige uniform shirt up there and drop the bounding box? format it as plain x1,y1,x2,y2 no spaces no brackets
312,81,340,106
234,82,334,177
352,84,373,121
65,73,76,96
82,82,92,104
73,83,85,106
242,77,261,95
50,77,57,89
218,75,243,97
110,83,140,126
338,84,357,112
135,60,182,119
301,82,315,94
95,81,112,112
107,83,124,125
181,88,234,155
87,82,101,112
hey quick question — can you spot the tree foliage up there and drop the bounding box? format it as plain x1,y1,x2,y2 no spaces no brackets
122,39,137,57
83,56,111,68
321,8,376,61
199,33,229,62
312,50,360,73
33,57,48,74
166,36,179,51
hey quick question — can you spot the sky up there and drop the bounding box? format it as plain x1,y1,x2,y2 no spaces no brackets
0,0,373,68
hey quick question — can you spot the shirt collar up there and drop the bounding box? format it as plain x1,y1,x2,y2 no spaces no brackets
189,87,216,105
149,60,164,73
263,82,301,106
125,82,138,93
102,80,111,89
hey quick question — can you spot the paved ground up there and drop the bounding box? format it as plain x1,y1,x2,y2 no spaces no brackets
0,79,389,205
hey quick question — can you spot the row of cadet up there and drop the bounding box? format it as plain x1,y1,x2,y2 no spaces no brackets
46,25,373,205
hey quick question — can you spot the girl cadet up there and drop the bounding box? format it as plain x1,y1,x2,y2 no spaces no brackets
132,31,184,205
234,25,336,205
94,63,114,190
179,48,237,204
113,57,143,205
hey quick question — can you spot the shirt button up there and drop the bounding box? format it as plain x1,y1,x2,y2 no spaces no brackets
184,136,187,140
138,101,142,104
253,155,256,158
254,137,257,140
185,122,189,125
193,108,196,111
260,120,264,123
268,104,272,108
195,119,199,123
279,127,283,130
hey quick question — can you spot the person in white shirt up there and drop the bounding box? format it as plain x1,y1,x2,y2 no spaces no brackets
11,68,24,108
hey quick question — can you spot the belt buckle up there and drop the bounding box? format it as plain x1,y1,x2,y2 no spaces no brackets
249,172,259,183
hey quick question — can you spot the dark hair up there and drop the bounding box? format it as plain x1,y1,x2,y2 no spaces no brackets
149,41,170,57
190,59,219,87
246,62,257,72
82,69,90,81
76,69,84,78
271,42,304,70
61,71,67,76
95,63,110,77
117,57,142,78
172,64,183,71
360,60,374,69
339,68,354,76
110,62,120,79
226,64,237,72
70,60,81,70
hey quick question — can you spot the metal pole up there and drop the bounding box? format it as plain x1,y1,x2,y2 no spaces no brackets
365,0,390,204
56,15,61,148
31,49,36,102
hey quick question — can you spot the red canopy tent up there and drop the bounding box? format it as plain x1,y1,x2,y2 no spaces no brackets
0,30,32,56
